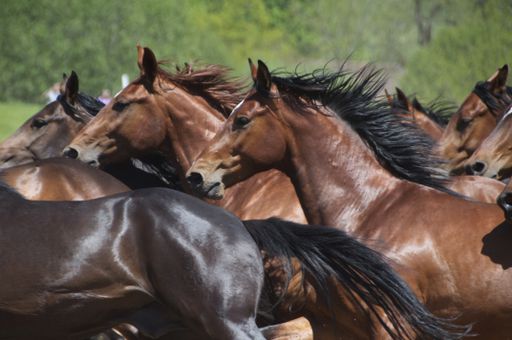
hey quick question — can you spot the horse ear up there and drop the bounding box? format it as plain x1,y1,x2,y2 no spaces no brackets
488,64,508,94
59,73,68,94
256,60,272,93
395,87,412,111
141,47,158,86
248,58,257,82
384,89,393,106
412,98,425,112
64,71,79,104
137,44,144,71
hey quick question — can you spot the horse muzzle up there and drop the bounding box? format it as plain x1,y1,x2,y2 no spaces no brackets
186,170,225,200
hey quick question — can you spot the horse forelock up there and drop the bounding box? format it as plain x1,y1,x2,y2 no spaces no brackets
269,65,450,192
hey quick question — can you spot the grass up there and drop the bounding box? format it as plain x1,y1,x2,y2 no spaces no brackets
0,102,41,141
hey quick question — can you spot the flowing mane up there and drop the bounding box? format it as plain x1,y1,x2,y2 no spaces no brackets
269,66,450,192
390,95,452,127
156,63,247,117
417,98,453,127
473,81,512,117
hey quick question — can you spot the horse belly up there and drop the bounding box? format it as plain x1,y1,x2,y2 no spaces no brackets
0,289,151,339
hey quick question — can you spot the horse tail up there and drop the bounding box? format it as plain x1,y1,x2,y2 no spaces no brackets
243,218,471,340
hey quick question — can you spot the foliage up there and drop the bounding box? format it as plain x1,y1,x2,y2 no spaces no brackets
400,0,512,103
0,102,40,141
0,0,508,106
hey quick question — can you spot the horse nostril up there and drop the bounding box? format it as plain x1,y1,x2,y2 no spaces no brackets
63,147,79,159
186,172,204,187
498,192,512,221
500,192,512,206
471,161,487,175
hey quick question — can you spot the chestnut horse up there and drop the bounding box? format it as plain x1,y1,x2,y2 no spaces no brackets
437,65,512,174
464,105,512,179
65,46,305,223
189,60,512,339
0,180,466,340
386,88,504,203
0,71,177,190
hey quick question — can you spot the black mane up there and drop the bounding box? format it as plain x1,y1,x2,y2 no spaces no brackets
473,81,512,117
57,92,104,122
419,98,453,126
390,95,452,127
269,66,450,192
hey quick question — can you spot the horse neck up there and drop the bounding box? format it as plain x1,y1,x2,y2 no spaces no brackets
159,87,225,173
284,110,403,230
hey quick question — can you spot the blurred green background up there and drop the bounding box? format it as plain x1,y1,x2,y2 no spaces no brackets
0,0,510,139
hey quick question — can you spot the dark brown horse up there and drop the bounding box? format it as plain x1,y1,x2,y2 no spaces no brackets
0,71,176,190
0,72,102,168
188,60,512,339
64,46,305,222
0,180,465,340
464,105,512,179
437,65,512,174
386,87,504,203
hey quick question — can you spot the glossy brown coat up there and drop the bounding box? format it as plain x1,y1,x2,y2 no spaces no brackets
464,105,512,179
0,158,129,200
65,47,305,223
189,61,512,339
438,65,512,174
387,88,504,203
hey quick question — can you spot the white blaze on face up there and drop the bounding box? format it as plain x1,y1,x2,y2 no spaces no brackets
229,99,245,117
503,105,512,120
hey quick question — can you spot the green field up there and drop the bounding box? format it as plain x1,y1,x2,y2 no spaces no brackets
0,102,41,142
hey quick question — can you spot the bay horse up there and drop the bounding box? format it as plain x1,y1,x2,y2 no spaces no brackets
386,88,504,203
437,65,512,174
0,71,176,190
188,60,512,339
0,158,129,200
0,180,466,340
464,105,512,179
64,46,305,223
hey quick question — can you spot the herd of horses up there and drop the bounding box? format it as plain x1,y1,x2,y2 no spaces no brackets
2,45,512,339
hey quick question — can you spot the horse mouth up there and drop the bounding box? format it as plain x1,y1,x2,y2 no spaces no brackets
87,160,100,167
204,182,224,200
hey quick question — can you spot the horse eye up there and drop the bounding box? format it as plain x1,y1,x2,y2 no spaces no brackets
234,116,251,128
31,118,48,129
456,118,471,132
113,102,129,112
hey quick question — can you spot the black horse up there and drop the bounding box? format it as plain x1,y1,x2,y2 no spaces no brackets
0,181,468,339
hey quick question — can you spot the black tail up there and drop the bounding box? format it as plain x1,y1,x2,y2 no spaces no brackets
244,218,471,340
